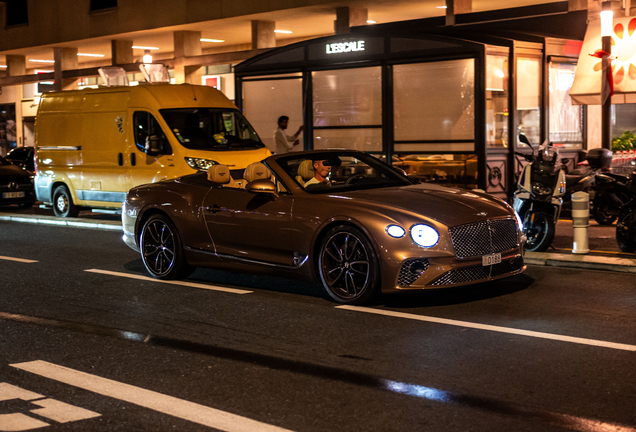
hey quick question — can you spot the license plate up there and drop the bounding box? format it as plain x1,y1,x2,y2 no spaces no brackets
482,253,501,266
2,191,25,199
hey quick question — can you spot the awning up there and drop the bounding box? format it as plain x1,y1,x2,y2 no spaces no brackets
570,16,636,105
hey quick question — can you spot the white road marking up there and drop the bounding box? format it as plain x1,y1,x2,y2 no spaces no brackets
85,269,252,294
0,413,49,431
336,305,636,352
0,255,38,263
30,398,101,423
11,360,293,432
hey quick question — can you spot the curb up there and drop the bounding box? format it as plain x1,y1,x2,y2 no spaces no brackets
0,213,121,231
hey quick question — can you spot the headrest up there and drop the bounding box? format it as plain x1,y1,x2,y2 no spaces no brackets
244,162,271,182
207,164,231,184
297,159,315,180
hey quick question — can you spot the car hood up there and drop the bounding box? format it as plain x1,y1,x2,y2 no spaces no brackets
0,163,31,181
339,183,513,226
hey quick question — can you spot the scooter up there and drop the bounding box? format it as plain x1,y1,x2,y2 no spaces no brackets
513,134,566,252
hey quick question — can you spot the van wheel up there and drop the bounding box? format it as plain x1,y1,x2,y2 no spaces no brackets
53,185,79,218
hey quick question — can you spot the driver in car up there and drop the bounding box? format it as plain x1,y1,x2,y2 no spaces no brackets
305,159,332,188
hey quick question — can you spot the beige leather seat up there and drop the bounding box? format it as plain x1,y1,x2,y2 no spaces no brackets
207,164,242,187
244,162,271,183
295,159,315,186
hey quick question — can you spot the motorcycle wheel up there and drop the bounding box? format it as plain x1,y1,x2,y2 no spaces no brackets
524,213,555,252
592,195,617,225
616,210,636,253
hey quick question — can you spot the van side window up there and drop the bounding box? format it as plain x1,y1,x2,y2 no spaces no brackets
133,111,169,153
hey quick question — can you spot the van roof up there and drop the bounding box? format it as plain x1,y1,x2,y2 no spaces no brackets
39,83,236,112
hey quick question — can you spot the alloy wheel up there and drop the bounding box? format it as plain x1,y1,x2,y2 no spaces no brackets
142,219,177,277
320,230,371,301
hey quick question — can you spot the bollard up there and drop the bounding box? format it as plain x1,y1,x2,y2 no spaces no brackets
571,191,590,254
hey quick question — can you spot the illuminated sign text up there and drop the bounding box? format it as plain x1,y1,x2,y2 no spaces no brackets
325,41,365,54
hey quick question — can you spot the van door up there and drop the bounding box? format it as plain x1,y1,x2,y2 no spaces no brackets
78,92,130,206
126,110,174,190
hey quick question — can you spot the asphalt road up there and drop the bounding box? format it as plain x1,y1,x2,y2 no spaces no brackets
1,220,635,431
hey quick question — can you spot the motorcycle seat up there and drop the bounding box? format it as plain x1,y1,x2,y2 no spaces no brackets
565,173,588,189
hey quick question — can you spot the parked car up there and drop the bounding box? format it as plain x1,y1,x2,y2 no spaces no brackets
122,150,526,304
0,155,35,208
5,147,35,173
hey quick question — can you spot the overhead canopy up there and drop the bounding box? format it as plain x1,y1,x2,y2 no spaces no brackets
570,16,636,105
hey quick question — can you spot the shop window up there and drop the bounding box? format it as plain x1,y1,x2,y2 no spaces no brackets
486,54,509,148
549,62,583,149
393,59,475,144
0,104,17,156
312,67,382,127
313,128,382,152
516,56,541,147
611,104,636,139
392,152,478,189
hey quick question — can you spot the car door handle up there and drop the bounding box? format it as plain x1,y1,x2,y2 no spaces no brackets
203,205,222,214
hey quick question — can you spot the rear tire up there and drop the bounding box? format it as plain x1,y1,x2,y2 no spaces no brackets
523,213,555,252
616,210,636,253
140,214,195,279
592,195,617,225
52,185,79,217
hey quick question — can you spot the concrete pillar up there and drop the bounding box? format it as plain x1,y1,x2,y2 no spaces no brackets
445,0,472,26
53,47,78,91
111,40,134,65
6,55,26,76
334,7,368,35
251,20,276,49
173,30,202,84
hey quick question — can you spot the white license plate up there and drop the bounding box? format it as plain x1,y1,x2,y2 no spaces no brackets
482,253,501,266
2,191,25,199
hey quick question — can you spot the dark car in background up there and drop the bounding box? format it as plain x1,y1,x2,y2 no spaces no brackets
5,147,35,173
0,155,35,208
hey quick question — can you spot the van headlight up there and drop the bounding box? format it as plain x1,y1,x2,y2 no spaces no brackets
185,157,219,171
410,224,439,248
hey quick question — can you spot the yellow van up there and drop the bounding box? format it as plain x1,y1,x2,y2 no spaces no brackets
34,82,270,217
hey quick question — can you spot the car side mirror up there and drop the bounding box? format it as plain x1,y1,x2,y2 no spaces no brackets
245,179,278,198
145,135,167,156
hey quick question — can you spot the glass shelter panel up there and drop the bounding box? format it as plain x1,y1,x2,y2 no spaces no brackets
312,67,382,127
313,128,382,152
486,54,509,148
393,59,475,142
516,56,541,147
549,62,583,148
242,78,304,153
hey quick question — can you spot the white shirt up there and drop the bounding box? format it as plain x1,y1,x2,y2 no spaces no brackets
275,127,298,154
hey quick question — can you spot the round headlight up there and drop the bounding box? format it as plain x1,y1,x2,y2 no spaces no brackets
386,225,406,238
410,224,439,248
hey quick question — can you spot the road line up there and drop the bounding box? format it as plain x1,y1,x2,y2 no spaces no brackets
0,255,38,263
11,360,293,432
336,306,636,352
85,269,252,294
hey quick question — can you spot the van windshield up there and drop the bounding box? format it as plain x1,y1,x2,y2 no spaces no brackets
159,108,264,151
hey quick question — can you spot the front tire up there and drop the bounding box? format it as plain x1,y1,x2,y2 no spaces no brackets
52,185,79,217
318,225,380,305
616,209,636,253
523,213,555,252
140,214,194,279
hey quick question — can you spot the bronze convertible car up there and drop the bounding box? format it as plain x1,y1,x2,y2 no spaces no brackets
122,150,526,304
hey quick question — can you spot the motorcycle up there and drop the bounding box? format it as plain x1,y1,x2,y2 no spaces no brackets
592,170,636,225
614,170,636,252
513,134,566,252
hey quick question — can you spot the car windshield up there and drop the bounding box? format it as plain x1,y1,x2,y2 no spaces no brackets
277,152,413,193
159,108,264,151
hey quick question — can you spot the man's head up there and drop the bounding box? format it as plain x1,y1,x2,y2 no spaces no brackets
313,159,331,182
277,115,289,129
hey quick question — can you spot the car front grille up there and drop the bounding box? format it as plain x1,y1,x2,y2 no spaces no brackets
449,218,519,259
398,258,430,287
428,257,524,286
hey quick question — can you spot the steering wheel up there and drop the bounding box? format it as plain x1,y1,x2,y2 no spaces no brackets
345,173,366,185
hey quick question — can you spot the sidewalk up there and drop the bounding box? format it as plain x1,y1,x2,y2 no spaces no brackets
1,209,635,273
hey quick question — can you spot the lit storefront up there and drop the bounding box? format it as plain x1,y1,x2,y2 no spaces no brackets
235,15,586,198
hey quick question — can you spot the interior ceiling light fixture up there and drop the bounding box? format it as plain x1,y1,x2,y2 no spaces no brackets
367,20,376,24
200,38,225,43
77,53,105,57
436,5,448,8
274,29,293,34
132,46,159,50
0,65,7,68
29,59,55,63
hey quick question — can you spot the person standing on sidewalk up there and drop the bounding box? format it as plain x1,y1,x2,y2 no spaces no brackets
275,115,303,154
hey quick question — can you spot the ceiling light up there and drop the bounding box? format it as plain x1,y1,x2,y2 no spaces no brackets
142,50,153,64
35,70,53,73
0,65,7,69
366,20,376,24
132,46,159,50
274,30,293,34
77,53,105,57
200,38,225,43
29,59,55,63
436,5,448,8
